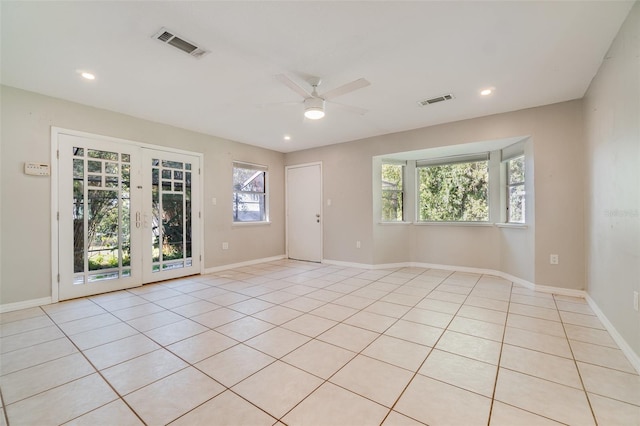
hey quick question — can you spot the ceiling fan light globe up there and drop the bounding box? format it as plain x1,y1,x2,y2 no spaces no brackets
304,97,325,119
304,107,325,120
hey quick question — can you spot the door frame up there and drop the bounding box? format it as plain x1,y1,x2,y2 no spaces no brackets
50,127,205,303
285,162,323,262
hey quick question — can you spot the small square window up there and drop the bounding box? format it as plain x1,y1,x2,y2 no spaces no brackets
233,162,268,222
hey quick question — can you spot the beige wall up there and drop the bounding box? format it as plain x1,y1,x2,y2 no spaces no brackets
583,2,640,356
285,100,585,290
0,86,285,305
0,85,589,307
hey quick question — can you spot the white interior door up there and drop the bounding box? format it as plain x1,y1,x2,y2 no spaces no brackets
287,163,322,262
57,133,201,301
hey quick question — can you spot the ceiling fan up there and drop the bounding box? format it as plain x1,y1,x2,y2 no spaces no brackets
275,74,371,120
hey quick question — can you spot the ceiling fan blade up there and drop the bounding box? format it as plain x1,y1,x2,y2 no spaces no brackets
275,74,312,99
330,101,369,116
255,101,300,109
321,78,370,100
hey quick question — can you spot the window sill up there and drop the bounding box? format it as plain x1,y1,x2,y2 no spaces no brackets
413,221,494,227
378,221,413,226
495,223,528,229
232,221,271,227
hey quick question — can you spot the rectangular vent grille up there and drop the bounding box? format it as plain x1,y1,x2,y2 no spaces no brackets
418,94,454,107
153,27,209,59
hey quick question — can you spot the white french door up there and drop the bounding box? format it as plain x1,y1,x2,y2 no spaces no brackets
286,163,322,262
141,149,200,284
57,132,201,301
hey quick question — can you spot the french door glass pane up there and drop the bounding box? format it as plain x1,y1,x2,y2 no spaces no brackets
186,171,192,258
73,159,84,274
151,158,192,273
72,147,131,285
88,189,119,271
162,193,184,261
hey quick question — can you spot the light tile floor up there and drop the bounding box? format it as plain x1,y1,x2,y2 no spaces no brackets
1,260,639,425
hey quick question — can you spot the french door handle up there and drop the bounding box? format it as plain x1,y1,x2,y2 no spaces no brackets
135,211,141,228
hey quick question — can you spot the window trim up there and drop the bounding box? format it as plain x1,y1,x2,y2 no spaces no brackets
232,161,269,223
416,152,489,168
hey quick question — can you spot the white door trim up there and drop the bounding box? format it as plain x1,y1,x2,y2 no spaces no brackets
50,127,205,303
285,161,323,262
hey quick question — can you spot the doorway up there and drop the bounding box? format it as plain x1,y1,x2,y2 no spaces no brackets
286,163,322,262
56,131,201,301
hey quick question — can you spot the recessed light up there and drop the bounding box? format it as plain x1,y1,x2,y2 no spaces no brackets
284,135,291,141
480,88,493,96
81,72,96,80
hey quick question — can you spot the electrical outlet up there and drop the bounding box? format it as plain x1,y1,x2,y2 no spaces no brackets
222,242,229,250
634,291,639,312
356,241,361,249
550,254,559,265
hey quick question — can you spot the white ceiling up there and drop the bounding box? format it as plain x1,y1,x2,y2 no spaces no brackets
1,1,633,153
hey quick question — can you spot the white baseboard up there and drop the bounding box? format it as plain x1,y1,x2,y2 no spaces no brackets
534,284,586,298
0,297,52,314
203,255,287,275
585,294,640,375
322,259,386,269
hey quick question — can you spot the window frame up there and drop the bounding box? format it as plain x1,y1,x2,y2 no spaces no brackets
505,155,525,224
415,153,490,223
381,161,405,222
232,161,269,223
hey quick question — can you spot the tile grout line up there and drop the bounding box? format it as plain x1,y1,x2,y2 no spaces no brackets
104,264,335,424
37,301,149,426
242,267,450,424
0,334,11,426
4,261,627,425
57,273,308,425
117,269,302,425
3,297,145,425
168,262,395,425
493,289,603,424
380,270,485,425
486,276,514,426
268,267,430,424
1,261,397,424
553,293,599,425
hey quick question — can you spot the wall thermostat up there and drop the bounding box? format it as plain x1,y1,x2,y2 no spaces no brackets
24,162,51,176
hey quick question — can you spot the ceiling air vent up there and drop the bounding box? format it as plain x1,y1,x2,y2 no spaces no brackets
153,27,209,59
418,94,455,107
